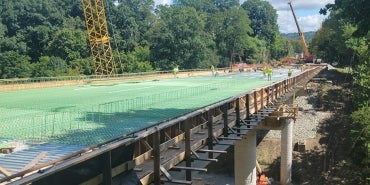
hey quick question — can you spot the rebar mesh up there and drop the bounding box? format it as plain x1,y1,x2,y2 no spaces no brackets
0,69,296,146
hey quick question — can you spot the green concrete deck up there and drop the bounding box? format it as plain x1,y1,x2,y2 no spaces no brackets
0,69,296,146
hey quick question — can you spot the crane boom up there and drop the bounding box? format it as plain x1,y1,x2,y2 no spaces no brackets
288,1,310,58
81,0,116,76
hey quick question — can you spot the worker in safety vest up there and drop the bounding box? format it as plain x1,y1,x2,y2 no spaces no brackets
267,67,273,81
211,65,215,76
173,65,179,78
263,66,267,77
288,68,292,77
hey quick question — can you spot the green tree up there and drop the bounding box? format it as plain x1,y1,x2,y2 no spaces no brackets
270,33,290,61
0,51,33,78
110,0,155,52
173,0,218,13
211,0,239,11
210,8,254,66
311,12,353,66
33,56,68,77
319,0,370,182
0,20,6,38
46,28,89,63
116,46,154,73
241,0,279,45
150,5,214,70
69,58,94,76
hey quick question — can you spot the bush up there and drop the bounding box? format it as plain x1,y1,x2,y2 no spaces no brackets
350,106,370,182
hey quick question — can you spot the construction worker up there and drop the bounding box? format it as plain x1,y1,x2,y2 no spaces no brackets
211,65,215,76
267,67,273,81
288,68,292,77
263,66,267,77
173,65,179,78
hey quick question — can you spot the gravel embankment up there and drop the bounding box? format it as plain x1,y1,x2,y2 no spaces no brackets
265,92,332,140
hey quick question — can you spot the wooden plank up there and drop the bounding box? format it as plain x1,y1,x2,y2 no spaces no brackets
192,157,218,162
0,166,11,177
22,151,48,171
172,166,207,172
218,137,241,140
160,165,173,181
197,149,227,154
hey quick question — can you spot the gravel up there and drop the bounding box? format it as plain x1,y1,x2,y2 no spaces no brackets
265,92,333,140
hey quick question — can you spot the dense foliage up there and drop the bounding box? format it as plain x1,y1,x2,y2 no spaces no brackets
314,0,370,182
281,31,316,44
0,0,294,78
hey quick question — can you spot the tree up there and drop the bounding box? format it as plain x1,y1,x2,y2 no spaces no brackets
211,0,239,12
173,0,218,13
311,12,353,66
46,28,89,63
270,33,290,61
0,51,33,78
0,20,6,38
318,0,370,182
150,5,214,70
110,0,155,52
116,46,154,73
210,8,254,66
241,0,279,45
33,56,68,77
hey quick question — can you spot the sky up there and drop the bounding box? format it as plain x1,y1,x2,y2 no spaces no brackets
153,0,334,34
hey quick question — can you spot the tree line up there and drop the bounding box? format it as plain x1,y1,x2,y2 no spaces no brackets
315,0,369,183
0,0,299,79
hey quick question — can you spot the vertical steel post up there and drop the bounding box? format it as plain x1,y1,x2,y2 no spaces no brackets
235,98,241,135
207,111,214,159
102,151,112,185
184,120,192,181
222,104,229,137
253,91,258,114
153,129,161,185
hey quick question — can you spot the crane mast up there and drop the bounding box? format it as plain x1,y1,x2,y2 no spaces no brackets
81,0,116,76
288,1,310,59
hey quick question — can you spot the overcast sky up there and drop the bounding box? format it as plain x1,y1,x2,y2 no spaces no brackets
153,0,334,33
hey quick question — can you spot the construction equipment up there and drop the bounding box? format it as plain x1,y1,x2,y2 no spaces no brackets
81,0,116,76
288,1,321,64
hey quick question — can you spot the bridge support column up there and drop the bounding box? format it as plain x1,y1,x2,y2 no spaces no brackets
280,118,294,185
235,130,256,185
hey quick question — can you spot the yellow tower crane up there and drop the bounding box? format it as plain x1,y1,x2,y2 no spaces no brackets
81,0,116,76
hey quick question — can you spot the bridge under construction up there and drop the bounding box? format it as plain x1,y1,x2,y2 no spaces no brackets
0,66,324,185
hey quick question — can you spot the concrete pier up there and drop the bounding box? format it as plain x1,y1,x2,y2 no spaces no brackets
280,118,294,185
235,130,257,185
